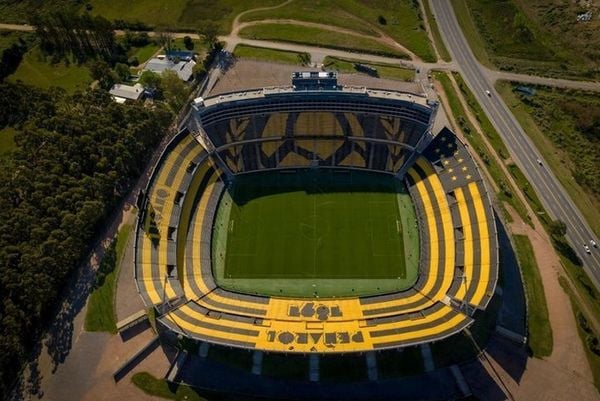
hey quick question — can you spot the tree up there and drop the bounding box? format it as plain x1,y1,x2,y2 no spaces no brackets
297,52,311,66
139,71,162,91
199,22,219,50
0,42,27,81
549,220,567,239
161,70,189,112
114,62,130,81
156,29,174,53
192,63,207,80
89,60,117,89
183,35,194,50
0,82,173,396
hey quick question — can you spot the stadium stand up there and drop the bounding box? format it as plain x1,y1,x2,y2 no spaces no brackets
134,78,498,353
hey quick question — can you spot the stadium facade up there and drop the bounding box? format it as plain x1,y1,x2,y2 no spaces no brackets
134,72,499,353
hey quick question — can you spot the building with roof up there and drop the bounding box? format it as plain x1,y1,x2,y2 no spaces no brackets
109,83,144,103
144,57,197,81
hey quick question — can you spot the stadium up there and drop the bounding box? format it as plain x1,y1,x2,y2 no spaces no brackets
134,71,499,354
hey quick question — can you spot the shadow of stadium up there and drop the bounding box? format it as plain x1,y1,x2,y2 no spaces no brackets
226,168,408,206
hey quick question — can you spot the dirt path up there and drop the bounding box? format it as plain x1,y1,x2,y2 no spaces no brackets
232,18,417,61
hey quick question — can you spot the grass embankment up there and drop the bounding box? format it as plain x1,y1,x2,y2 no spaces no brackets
421,0,451,61
513,235,552,357
0,29,27,51
132,372,207,401
495,81,600,238
233,44,309,65
560,277,600,392
128,43,161,64
88,0,281,32
434,71,530,224
450,0,599,79
85,222,133,333
323,56,414,81
0,127,17,158
239,23,408,59
8,46,92,93
240,0,436,61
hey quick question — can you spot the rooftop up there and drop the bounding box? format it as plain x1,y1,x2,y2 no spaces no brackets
200,85,431,109
144,58,196,81
109,83,144,101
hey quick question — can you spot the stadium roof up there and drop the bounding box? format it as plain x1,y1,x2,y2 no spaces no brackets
199,86,432,109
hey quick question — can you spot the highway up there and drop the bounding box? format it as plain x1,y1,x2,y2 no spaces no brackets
430,0,600,287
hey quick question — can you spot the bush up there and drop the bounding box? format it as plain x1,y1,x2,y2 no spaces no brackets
378,15,387,25
127,56,139,67
183,36,194,50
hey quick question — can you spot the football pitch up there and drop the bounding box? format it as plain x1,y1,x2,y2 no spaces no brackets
212,169,419,297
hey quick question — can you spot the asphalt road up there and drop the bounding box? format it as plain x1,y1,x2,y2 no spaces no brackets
430,0,600,287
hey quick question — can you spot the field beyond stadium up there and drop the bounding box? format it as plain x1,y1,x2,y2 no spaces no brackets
212,169,420,298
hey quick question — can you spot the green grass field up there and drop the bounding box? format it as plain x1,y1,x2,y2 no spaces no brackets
513,234,552,357
0,127,18,158
322,56,414,82
88,0,281,32
85,222,133,333
233,44,308,65
212,169,419,297
451,0,600,79
238,23,409,59
8,47,92,93
239,0,436,61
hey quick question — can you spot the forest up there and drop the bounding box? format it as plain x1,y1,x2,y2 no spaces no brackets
0,83,173,397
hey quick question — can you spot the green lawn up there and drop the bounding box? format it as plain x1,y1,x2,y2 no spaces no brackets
323,56,414,81
0,127,18,157
495,81,600,238
132,372,207,401
0,0,77,24
0,29,27,52
513,234,552,358
85,222,133,333
239,0,435,61
212,169,419,297
170,37,205,54
88,0,281,32
129,43,161,64
238,23,409,59
233,44,308,65
8,47,92,93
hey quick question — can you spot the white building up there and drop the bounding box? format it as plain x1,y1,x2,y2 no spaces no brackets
109,83,144,103
144,57,197,81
